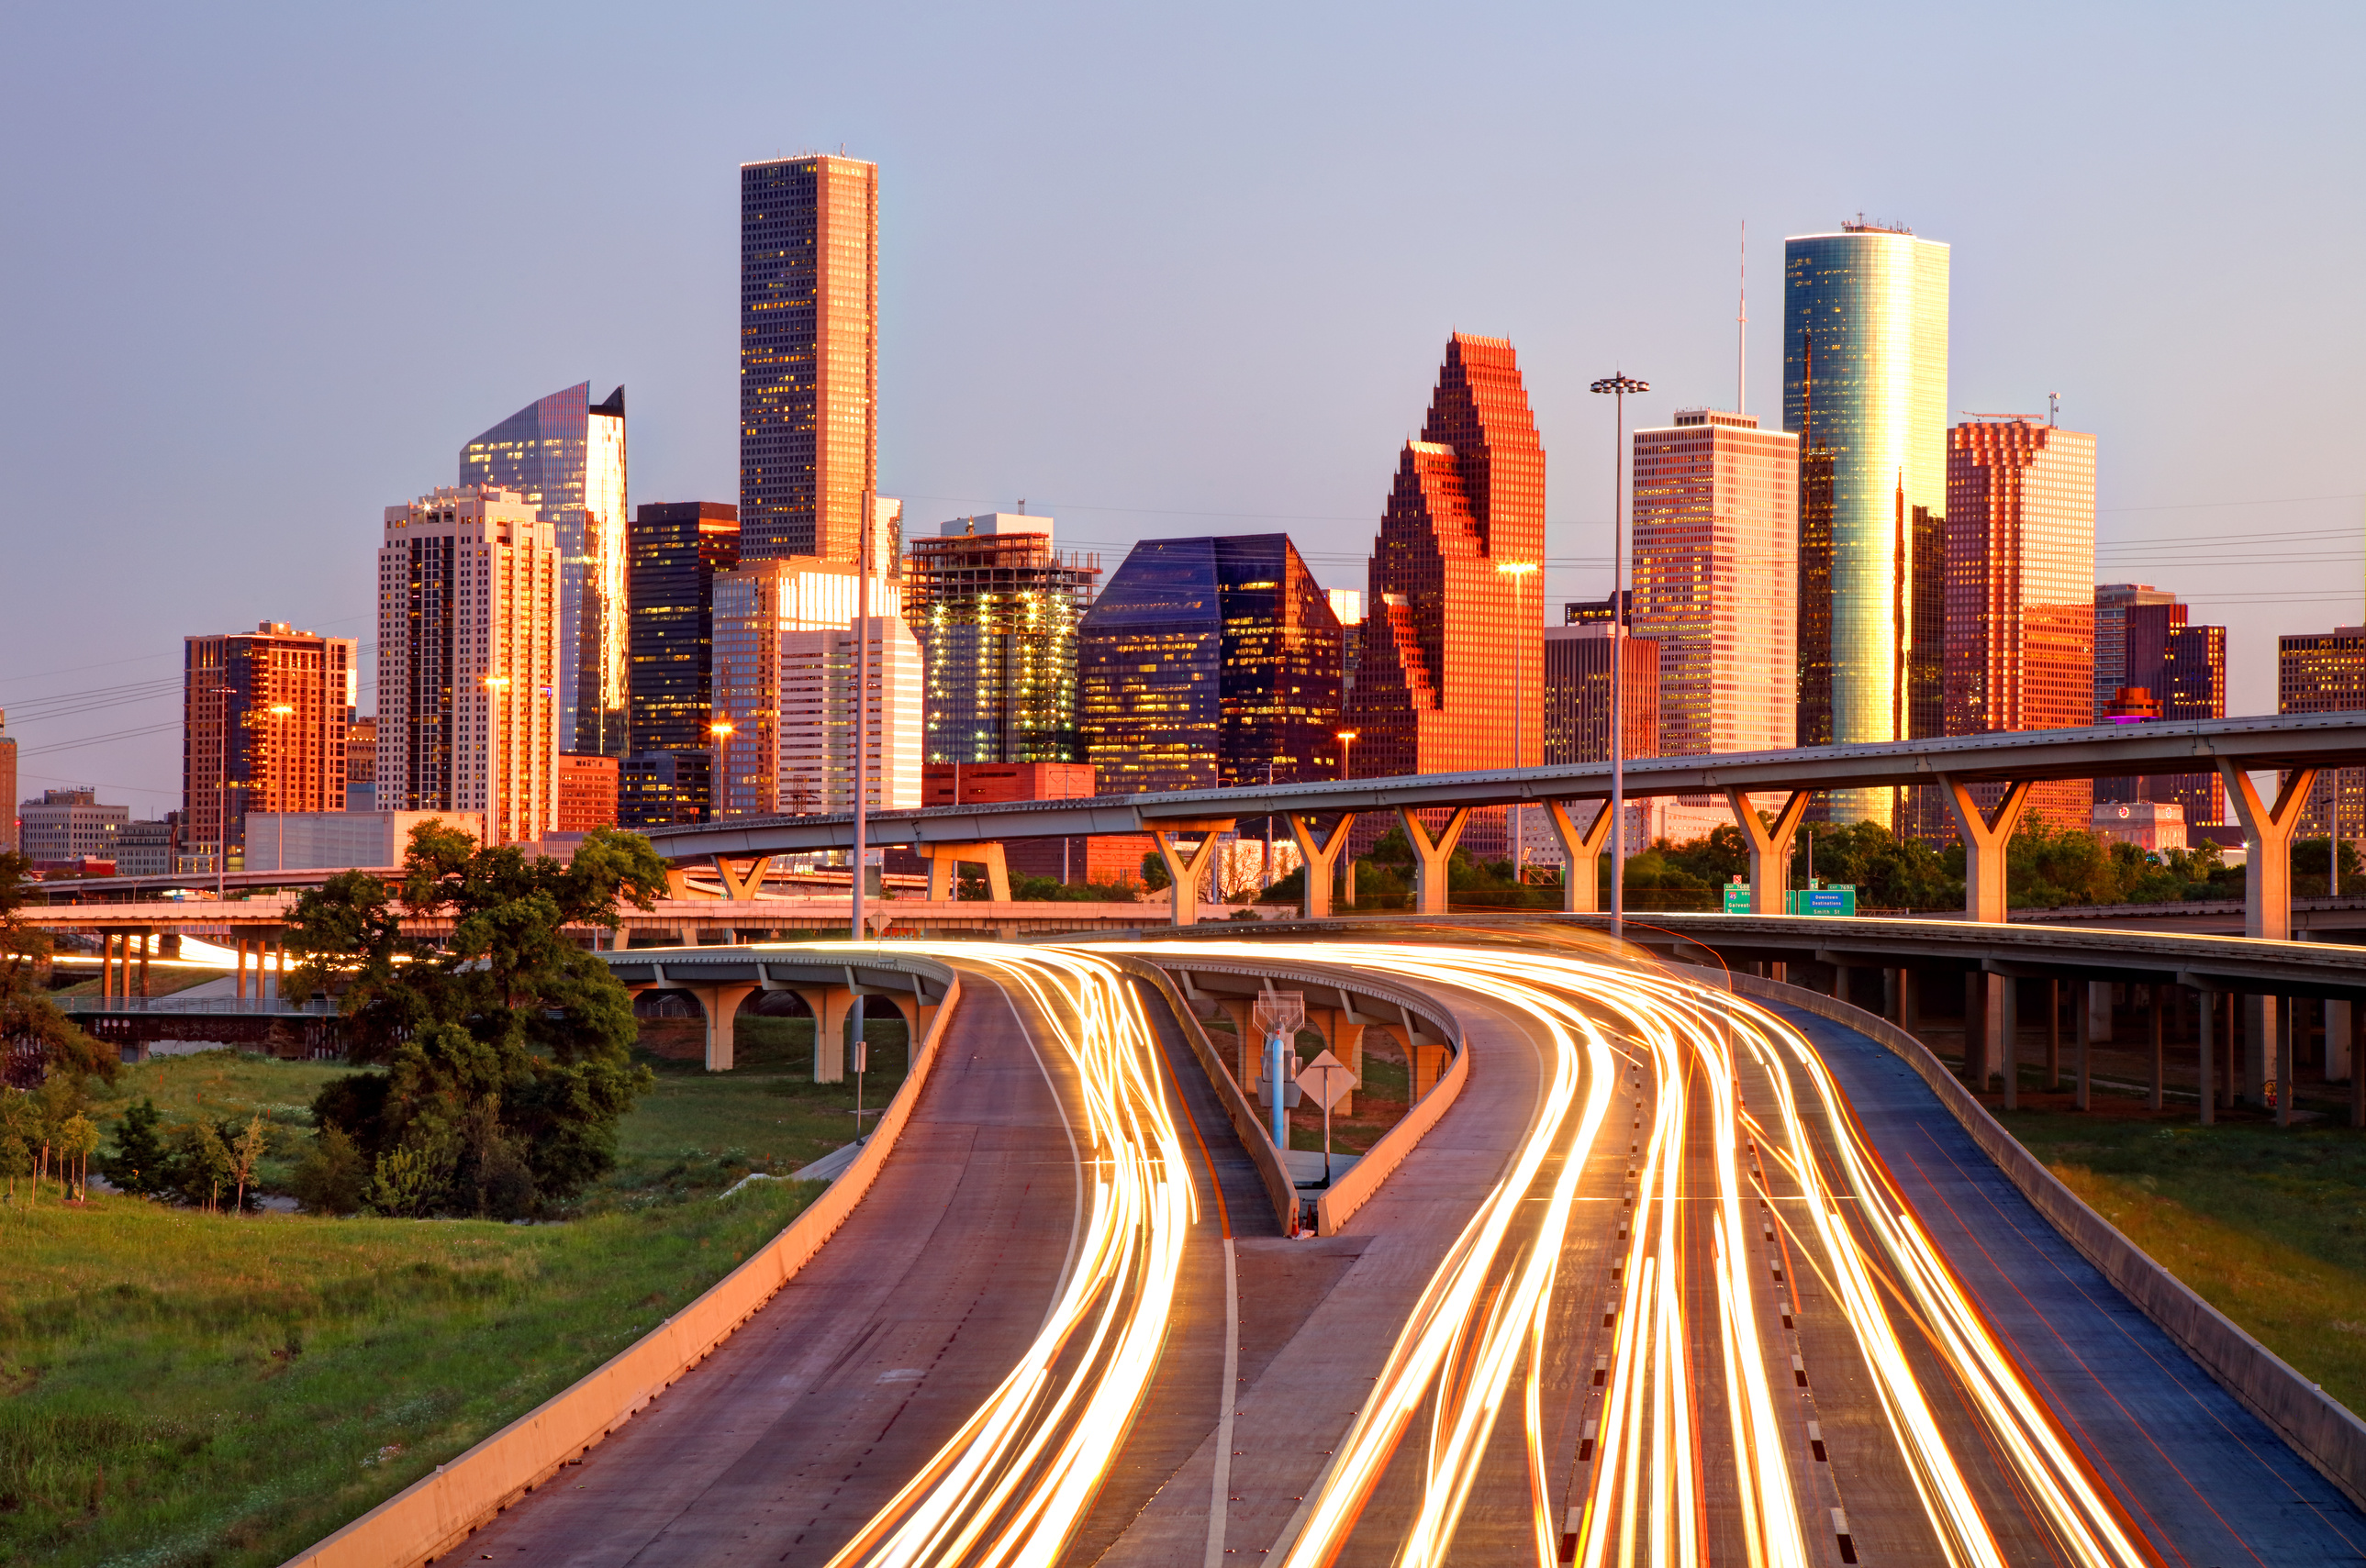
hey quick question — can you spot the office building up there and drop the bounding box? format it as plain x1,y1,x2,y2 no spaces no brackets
1543,626,1659,764
776,616,921,815
2278,626,2366,839
906,514,1099,767
741,154,878,564
1327,589,1365,707
17,788,127,867
1785,223,1950,825
0,712,15,854
2093,584,2181,720
461,383,628,756
375,487,562,846
2097,598,2226,823
1631,408,1798,757
1349,334,1543,854
555,754,619,833
712,546,902,819
1943,417,2096,829
115,818,177,877
911,761,1121,884
1078,534,1343,795
345,717,376,814
623,502,741,827
184,622,358,871
245,810,485,873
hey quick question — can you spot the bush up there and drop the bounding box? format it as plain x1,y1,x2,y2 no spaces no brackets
290,1125,367,1215
103,1096,172,1195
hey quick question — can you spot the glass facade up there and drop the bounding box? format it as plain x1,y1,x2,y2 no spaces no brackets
2278,628,2366,839
623,502,740,826
1077,534,1342,795
460,383,628,757
1943,419,2097,829
711,558,903,819
181,623,356,864
2095,606,2226,824
741,155,878,564
906,517,1099,765
1784,227,1949,824
1542,627,1659,764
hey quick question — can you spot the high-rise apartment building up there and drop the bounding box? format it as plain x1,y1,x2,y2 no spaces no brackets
2278,627,2366,839
183,622,357,870
907,514,1099,767
741,154,878,564
1785,223,1950,825
2097,598,2226,823
1631,408,1798,757
776,616,923,815
1349,335,1543,854
1943,417,2096,829
375,487,562,845
461,384,628,756
1077,535,1342,795
2093,584,2181,722
0,712,16,854
1543,626,1659,764
346,717,377,813
623,501,741,827
712,545,902,819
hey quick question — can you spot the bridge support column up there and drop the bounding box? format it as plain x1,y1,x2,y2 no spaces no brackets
2075,987,2092,1111
2278,999,2296,1128
1900,970,1919,1037
1543,799,1613,914
2244,995,2271,1106
2221,761,2318,941
2148,984,2166,1111
1724,788,1811,915
2088,981,2114,1043
692,984,757,1072
711,854,769,900
777,986,857,1082
2197,985,2215,1125
1149,819,1235,928
1397,807,1472,917
1938,775,2036,923
2047,979,2062,1089
2000,976,2018,1109
1216,998,1262,1093
1285,814,1356,920
918,842,1011,902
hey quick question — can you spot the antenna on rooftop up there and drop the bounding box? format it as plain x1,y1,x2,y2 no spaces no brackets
2048,392,2059,427
1737,219,1747,416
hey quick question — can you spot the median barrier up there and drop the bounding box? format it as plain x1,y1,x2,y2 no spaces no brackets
1313,1018,1468,1237
1731,970,2366,1514
1117,956,1300,1236
277,971,965,1568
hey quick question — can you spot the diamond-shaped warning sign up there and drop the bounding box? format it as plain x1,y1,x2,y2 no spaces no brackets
1295,1050,1354,1113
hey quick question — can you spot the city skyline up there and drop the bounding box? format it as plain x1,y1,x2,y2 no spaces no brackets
6,7,2361,815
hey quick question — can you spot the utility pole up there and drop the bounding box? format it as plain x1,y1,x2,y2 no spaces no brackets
1590,373,1649,943
849,493,872,1084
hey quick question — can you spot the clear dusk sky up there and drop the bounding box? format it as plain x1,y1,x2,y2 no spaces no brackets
3,2,2360,816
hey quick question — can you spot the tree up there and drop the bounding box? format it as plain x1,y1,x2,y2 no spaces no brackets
0,850,115,1091
0,1133,28,1203
230,1115,267,1216
0,1094,39,1203
286,822,666,1216
104,1097,171,1195
58,1115,98,1203
290,1124,366,1215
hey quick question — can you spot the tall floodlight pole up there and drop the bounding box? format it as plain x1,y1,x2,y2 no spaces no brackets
1496,561,1538,880
1590,373,1649,943
849,494,874,1089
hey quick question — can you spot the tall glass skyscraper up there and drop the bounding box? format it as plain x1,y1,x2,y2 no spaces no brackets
622,502,740,827
1784,224,1949,825
741,154,878,564
460,383,628,757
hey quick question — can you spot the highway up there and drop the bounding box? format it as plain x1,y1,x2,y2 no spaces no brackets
441,936,2366,1566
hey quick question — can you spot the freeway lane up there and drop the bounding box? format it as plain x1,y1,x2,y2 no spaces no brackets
452,970,1086,1567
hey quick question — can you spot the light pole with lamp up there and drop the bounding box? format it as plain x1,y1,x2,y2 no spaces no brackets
707,719,733,826
206,683,236,899
1589,372,1649,944
1495,560,1538,881
1334,728,1357,909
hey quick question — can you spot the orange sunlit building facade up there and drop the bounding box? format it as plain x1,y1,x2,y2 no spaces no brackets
183,622,356,870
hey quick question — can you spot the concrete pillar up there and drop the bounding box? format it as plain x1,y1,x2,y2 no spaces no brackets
2198,989,2215,1126
2075,987,2092,1111
1883,969,1900,1023
1286,814,1356,920
921,842,1012,903
1397,807,1473,916
710,853,769,900
1149,820,1234,927
2220,762,2320,941
2277,1000,2295,1129
1901,970,1919,1038
1724,788,1811,915
1219,997,1261,1092
2330,999,2354,1083
688,984,759,1072
1543,799,1613,914
2245,995,2272,1105
1964,973,1989,1089
2001,975,2019,1109
2047,978,2062,1090
1938,776,2036,923
2088,981,2115,1043
137,932,151,999
788,985,857,1083
2148,984,2165,1112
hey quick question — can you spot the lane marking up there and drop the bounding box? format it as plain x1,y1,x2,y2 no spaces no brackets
993,979,1086,1336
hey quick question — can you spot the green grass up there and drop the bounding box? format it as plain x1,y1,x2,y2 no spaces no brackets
2004,1108,2366,1415
5,1011,916,1567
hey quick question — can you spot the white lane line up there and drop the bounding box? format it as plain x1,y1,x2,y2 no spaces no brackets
1205,1236,1240,1568
994,978,1086,1336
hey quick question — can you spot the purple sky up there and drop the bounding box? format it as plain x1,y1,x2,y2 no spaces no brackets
4,3,2360,817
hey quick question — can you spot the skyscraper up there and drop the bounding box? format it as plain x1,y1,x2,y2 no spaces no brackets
2278,627,2366,840
1785,223,1949,825
906,514,1099,767
2097,598,2226,824
1078,535,1342,794
375,487,561,846
1543,625,1658,764
2093,584,2182,719
1630,408,1798,757
0,712,17,853
741,154,878,564
183,621,357,870
777,616,923,815
1350,335,1543,852
623,502,741,827
460,383,627,757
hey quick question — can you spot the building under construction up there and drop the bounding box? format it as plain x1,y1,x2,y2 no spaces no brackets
905,513,1099,765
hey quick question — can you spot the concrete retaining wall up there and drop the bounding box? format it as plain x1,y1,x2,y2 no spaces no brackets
1119,957,1301,1236
1731,970,2366,1512
278,973,966,1568
1315,1022,1468,1237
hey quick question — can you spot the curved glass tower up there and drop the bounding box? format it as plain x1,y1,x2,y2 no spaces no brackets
1783,225,1948,825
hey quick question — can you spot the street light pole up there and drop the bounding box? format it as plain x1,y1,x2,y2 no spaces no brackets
1590,373,1649,944
1334,728,1357,910
849,493,875,1085
1496,560,1538,882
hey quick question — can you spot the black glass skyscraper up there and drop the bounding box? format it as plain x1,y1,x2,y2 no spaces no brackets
1077,535,1342,795
622,502,740,827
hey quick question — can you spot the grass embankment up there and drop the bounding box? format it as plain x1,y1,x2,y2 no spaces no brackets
2001,1106,2366,1417
3,1010,910,1568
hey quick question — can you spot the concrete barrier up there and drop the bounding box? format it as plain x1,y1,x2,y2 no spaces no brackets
1314,1019,1468,1237
1731,970,2366,1513
279,972,965,1568
1118,956,1301,1236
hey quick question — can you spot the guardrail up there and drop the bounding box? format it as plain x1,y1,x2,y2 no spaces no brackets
277,968,965,1568
1314,1018,1469,1237
71,995,335,1017
1730,969,2366,1514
